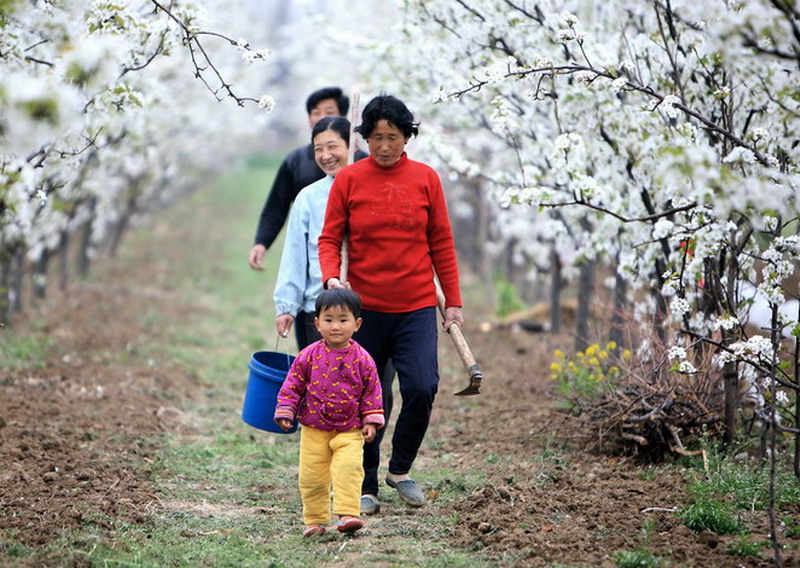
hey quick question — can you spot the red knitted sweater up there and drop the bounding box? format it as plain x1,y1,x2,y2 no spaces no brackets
319,154,462,312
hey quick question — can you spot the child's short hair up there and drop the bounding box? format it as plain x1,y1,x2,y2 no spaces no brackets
315,288,362,318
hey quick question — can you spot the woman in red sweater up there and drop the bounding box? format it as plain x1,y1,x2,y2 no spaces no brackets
319,94,463,514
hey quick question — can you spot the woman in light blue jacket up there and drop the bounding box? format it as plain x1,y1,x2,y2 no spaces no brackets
273,116,354,346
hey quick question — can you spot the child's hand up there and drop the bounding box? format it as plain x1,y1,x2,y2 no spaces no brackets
276,418,293,431
362,423,377,443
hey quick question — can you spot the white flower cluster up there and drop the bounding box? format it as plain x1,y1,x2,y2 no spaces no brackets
555,12,585,43
670,296,691,319
714,314,739,331
723,147,757,165
652,218,674,240
667,345,687,360
498,186,544,209
720,335,774,364
660,95,682,120
431,85,458,104
556,28,585,43
610,77,628,94
235,37,271,64
257,95,275,111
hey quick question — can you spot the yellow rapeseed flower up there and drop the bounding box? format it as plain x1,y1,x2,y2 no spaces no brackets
609,366,620,375
622,349,633,362
576,351,585,359
599,350,608,360
550,362,563,372
568,361,575,369
589,357,600,367
586,344,597,356
554,349,565,359
606,341,617,351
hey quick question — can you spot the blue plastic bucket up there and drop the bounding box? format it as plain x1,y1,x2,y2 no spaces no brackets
242,351,297,434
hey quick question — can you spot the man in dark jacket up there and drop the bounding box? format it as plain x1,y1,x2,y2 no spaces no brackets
249,86,367,348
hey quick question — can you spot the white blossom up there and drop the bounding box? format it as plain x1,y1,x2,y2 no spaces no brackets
720,335,774,364
714,315,739,331
723,147,757,164
668,346,687,360
257,95,275,111
652,218,674,240
660,95,682,119
670,297,691,318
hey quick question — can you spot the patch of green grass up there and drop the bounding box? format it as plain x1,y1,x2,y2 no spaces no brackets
493,274,525,318
640,518,657,545
1,539,30,559
784,516,800,538
613,547,663,568
726,537,765,558
639,467,658,482
0,333,51,370
685,447,800,511
680,499,743,535
423,468,486,499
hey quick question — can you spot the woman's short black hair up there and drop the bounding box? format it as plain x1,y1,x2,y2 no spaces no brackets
355,94,420,139
315,288,362,318
311,116,351,147
306,86,349,116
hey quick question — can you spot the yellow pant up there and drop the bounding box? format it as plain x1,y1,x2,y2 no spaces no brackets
299,426,364,525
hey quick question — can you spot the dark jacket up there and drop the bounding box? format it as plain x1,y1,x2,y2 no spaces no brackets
254,144,368,248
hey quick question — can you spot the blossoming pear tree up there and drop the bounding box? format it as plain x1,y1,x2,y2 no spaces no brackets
0,0,275,321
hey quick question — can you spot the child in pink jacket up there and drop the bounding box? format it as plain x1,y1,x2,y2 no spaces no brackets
274,288,384,537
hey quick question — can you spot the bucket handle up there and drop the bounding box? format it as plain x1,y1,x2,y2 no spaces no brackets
274,334,292,371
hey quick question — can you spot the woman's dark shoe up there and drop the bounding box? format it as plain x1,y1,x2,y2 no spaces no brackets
360,494,380,515
385,476,425,507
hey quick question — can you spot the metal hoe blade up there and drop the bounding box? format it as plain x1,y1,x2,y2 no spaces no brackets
454,364,483,396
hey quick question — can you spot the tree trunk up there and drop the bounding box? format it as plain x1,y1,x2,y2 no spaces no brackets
550,246,562,333
575,260,595,351
58,230,70,292
767,304,782,564
32,250,49,301
610,256,627,348
794,299,800,481
0,247,10,325
109,196,136,258
76,197,97,278
11,246,23,312
475,180,495,312
721,253,739,447
721,357,739,447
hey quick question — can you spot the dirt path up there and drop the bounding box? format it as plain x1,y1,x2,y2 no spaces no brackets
1,170,796,567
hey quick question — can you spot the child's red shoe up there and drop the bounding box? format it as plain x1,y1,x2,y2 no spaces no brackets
336,516,363,533
303,524,326,537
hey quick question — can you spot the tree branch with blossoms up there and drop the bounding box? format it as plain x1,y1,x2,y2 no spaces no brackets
149,0,272,108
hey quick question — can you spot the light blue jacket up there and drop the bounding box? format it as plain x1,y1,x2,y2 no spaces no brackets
273,175,333,317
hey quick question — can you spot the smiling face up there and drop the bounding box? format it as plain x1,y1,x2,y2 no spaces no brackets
315,304,362,350
313,129,349,177
367,119,408,168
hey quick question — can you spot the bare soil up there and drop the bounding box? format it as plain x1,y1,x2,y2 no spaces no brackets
2,235,799,567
